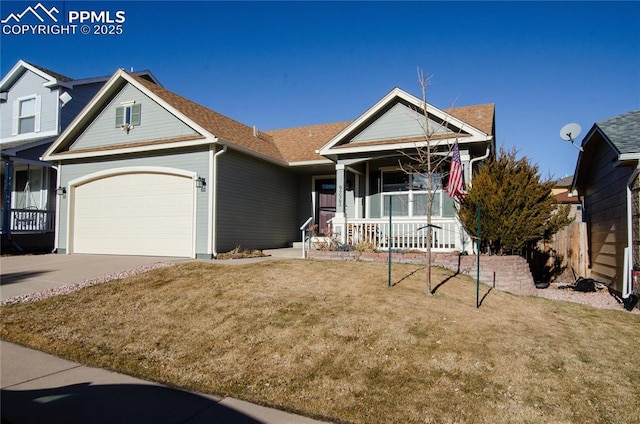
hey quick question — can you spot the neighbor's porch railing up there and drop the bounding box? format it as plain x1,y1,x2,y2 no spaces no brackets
0,208,55,233
346,218,465,252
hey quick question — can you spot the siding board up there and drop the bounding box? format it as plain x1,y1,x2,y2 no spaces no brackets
0,70,57,139
216,149,298,252
70,84,197,151
352,103,452,143
582,136,632,293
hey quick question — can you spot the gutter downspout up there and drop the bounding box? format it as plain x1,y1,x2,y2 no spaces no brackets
468,144,491,187
624,164,640,299
211,144,227,258
2,156,23,252
52,163,60,253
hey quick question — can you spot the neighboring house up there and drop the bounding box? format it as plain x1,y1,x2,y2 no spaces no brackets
573,111,640,299
42,68,495,259
0,60,158,252
534,175,587,281
553,175,583,221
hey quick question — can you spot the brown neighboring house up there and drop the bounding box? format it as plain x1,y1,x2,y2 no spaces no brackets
573,110,640,300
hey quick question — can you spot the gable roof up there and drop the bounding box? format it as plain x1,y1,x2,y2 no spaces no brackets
0,60,160,92
43,70,287,164
43,73,495,167
595,110,640,156
317,87,494,157
573,110,640,191
0,60,70,90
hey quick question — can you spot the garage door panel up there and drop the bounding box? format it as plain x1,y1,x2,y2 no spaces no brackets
73,172,194,257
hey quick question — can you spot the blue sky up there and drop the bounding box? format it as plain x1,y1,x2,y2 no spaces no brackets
2,1,638,179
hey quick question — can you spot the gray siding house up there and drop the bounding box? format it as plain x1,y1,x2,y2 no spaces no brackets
0,60,157,251
573,111,640,299
43,69,495,259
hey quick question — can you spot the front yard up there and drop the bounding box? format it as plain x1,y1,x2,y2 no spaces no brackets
1,259,639,423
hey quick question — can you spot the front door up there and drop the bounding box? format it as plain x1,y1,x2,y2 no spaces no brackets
315,178,336,235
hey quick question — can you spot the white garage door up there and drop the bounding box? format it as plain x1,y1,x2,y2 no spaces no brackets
72,172,194,257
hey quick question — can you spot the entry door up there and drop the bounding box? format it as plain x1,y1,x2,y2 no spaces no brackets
315,178,336,235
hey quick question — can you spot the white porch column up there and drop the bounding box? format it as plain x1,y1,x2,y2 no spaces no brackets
460,149,471,186
334,163,347,243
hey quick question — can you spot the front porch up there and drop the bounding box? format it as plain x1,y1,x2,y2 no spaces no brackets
1,208,55,234
343,218,470,252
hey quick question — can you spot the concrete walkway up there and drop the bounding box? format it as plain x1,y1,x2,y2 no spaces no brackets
1,250,327,423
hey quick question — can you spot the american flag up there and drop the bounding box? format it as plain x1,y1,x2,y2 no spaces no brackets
446,140,464,199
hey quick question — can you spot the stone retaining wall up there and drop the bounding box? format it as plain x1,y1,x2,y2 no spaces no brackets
308,250,536,296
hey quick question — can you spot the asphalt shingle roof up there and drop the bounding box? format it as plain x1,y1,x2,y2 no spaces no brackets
596,110,640,154
127,72,494,165
129,72,287,163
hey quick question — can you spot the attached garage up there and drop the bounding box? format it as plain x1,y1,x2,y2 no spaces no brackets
70,169,195,257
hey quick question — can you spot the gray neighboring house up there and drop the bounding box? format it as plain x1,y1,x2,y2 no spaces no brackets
573,110,640,299
43,68,495,259
0,60,158,252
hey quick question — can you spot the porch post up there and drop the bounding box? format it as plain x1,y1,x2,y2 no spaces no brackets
460,150,471,187
335,163,347,243
2,157,13,235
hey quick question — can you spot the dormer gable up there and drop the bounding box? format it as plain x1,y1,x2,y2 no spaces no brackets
318,87,493,159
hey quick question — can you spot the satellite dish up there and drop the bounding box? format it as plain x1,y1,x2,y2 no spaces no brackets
560,123,581,141
559,123,583,151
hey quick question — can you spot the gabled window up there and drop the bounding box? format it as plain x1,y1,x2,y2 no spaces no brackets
115,102,141,129
12,95,41,135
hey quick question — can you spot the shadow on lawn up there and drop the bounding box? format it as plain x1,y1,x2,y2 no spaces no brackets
1,383,261,424
391,266,426,287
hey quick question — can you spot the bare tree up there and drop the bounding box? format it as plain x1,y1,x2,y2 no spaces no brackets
399,69,461,294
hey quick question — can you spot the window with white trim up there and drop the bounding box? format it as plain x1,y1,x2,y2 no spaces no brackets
381,170,455,218
115,101,141,129
12,95,41,135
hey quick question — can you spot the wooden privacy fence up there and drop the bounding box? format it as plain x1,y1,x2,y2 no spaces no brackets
527,221,588,282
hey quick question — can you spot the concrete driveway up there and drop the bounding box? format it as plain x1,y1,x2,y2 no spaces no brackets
0,254,188,301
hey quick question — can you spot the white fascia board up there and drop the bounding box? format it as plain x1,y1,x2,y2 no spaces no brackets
0,60,57,91
320,134,491,156
44,137,217,161
317,87,405,153
119,72,212,138
43,69,212,160
42,70,125,159
2,130,59,145
317,87,489,156
288,159,333,167
617,153,640,162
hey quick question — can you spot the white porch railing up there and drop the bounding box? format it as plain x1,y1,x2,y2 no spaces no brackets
1,208,55,233
346,218,467,252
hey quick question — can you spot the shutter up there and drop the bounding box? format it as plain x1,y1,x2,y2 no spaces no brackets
115,106,123,127
34,95,41,132
12,100,19,135
131,104,141,126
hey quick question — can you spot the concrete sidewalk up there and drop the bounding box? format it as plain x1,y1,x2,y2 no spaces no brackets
0,341,329,424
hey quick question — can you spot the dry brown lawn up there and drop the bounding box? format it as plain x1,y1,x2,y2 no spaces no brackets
2,259,639,423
